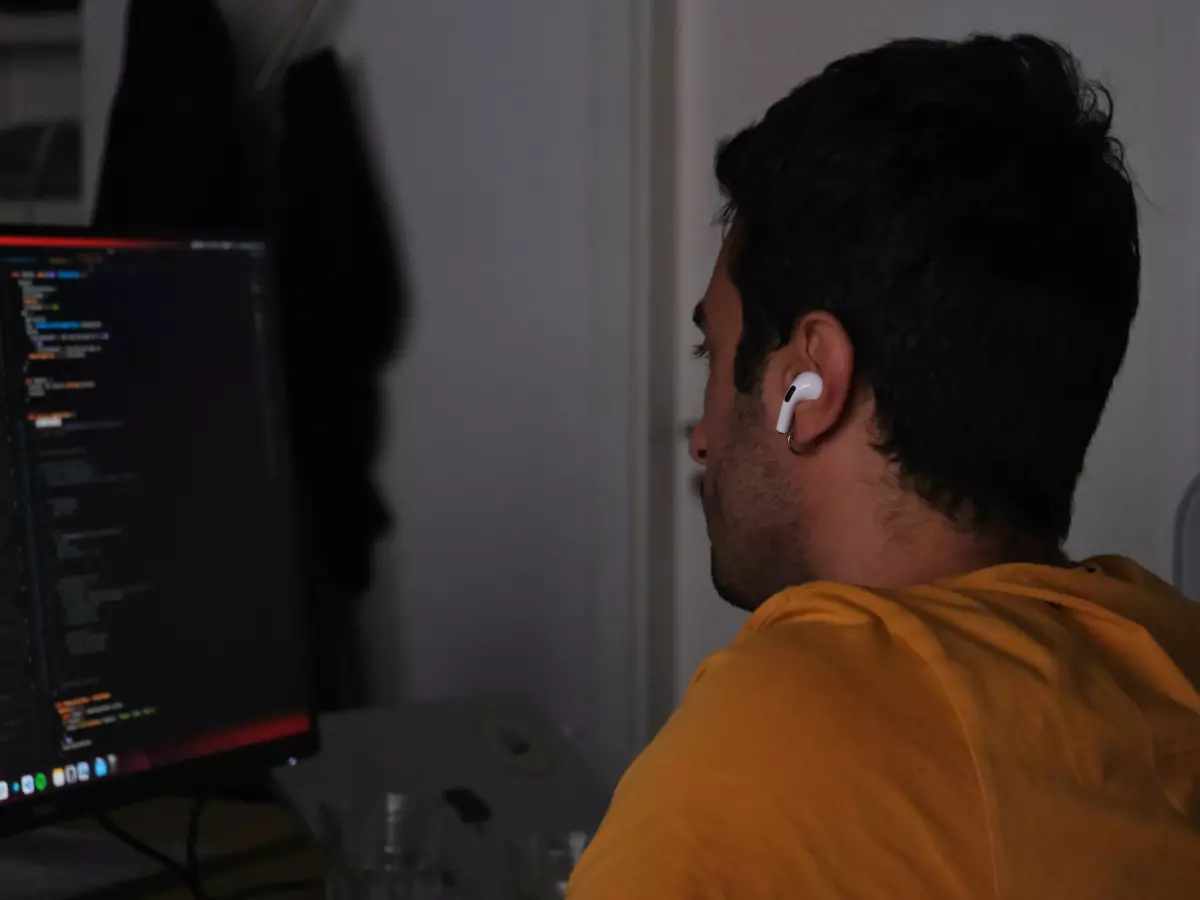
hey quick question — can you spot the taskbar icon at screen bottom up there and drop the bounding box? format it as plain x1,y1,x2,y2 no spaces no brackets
0,710,310,805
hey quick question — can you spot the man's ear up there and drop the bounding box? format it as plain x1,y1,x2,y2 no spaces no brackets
762,311,855,447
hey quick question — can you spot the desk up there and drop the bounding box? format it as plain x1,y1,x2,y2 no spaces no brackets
0,796,321,900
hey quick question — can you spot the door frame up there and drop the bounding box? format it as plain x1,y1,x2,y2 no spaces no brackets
582,0,679,779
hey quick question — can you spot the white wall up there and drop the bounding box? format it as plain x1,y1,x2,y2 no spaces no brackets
83,0,650,782
665,1,1200,696
330,2,646,778
332,0,594,712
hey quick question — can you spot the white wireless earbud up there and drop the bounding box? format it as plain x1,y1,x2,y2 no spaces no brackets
775,371,824,434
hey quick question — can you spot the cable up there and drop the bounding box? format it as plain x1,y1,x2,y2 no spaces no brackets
98,791,320,900
186,789,208,884
95,808,213,900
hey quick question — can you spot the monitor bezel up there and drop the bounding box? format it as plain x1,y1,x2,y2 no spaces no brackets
0,225,320,837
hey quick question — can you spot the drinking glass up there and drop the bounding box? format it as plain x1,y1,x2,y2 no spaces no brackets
319,792,450,900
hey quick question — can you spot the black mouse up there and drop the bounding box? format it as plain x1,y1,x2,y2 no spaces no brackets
443,786,492,832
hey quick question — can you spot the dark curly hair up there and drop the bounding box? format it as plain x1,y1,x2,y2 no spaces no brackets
716,33,1140,543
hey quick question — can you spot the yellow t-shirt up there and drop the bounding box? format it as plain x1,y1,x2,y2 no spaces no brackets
567,556,1200,898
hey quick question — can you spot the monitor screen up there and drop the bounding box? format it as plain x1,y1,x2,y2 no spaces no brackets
0,232,314,830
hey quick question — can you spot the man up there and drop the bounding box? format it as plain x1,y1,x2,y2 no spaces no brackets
567,33,1200,899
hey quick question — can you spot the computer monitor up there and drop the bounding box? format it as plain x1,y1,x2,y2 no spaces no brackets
0,229,316,835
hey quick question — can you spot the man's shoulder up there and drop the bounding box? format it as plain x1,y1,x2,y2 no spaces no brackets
681,595,958,765
571,592,994,898
687,580,942,707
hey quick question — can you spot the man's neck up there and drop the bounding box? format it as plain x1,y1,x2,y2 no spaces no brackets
808,502,1065,590
801,432,1066,589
